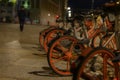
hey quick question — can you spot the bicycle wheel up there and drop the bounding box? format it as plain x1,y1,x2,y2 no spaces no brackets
39,26,56,47
47,36,84,76
44,28,66,52
72,47,120,80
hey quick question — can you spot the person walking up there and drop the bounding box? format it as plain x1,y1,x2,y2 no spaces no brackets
17,6,26,32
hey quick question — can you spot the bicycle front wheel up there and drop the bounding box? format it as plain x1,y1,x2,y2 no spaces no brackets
44,28,65,52
39,26,56,47
47,36,84,76
72,47,120,80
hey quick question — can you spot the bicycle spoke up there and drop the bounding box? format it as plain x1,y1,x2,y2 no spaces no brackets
55,41,68,53
51,55,66,63
48,36,80,76
66,60,71,71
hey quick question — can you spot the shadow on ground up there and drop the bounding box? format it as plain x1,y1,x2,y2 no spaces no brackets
28,66,62,77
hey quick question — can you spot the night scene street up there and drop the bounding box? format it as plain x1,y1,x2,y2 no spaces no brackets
0,0,120,80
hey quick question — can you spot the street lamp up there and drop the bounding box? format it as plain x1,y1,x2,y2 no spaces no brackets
67,7,71,18
67,7,70,10
116,0,120,4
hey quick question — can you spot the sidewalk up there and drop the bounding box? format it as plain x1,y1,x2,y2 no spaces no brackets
0,23,71,80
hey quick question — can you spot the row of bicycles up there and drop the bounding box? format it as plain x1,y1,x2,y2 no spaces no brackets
39,10,120,80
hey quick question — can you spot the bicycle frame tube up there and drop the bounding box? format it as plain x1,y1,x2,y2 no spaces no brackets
83,25,89,39
103,32,115,47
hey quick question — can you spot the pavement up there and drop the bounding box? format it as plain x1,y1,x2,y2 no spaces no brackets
0,23,71,80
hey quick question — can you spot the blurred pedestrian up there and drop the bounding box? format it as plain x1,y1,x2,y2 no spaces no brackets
17,6,26,32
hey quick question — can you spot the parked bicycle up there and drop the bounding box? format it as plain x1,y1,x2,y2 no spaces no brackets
71,12,119,80
72,47,119,80
47,11,107,76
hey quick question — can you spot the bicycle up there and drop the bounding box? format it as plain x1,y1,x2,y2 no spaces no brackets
47,11,107,76
39,21,65,47
71,32,119,79
72,47,119,80
39,21,73,52
43,22,73,52
71,14,119,80
39,26,57,47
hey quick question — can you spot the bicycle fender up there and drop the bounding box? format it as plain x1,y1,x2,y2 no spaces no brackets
81,47,93,57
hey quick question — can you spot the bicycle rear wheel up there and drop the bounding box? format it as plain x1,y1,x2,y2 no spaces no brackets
72,47,120,80
47,36,84,76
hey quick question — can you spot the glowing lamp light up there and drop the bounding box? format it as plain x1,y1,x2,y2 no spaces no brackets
9,0,16,4
48,13,51,16
68,13,71,17
24,1,29,9
56,15,59,19
116,1,120,4
67,7,71,10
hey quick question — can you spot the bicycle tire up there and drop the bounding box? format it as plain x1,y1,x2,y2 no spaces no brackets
47,36,84,76
39,27,56,47
43,28,66,52
72,47,119,80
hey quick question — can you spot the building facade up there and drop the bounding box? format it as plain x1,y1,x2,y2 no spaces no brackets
0,0,65,25
0,0,15,22
30,0,65,25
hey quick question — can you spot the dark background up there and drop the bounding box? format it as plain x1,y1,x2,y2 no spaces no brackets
68,0,115,9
